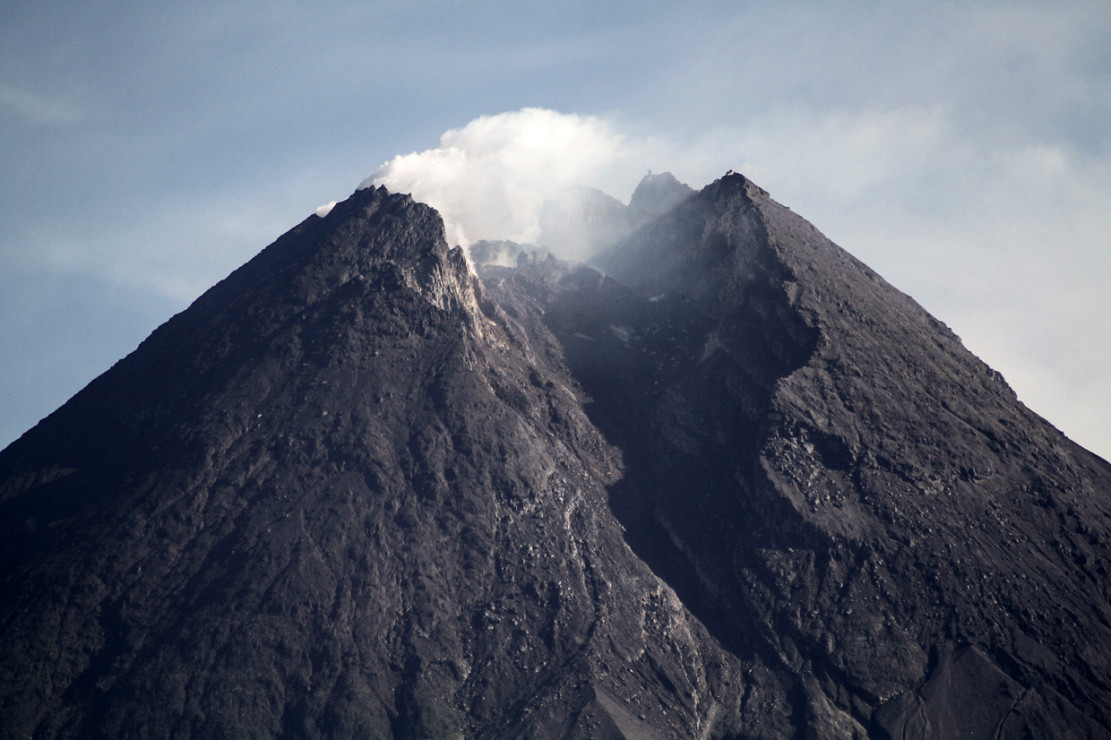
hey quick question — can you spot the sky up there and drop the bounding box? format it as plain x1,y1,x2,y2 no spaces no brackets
1,1,1109,460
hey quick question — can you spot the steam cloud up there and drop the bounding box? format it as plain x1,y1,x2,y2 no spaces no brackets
361,108,653,258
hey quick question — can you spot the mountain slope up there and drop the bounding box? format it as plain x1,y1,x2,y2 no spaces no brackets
2,173,1110,738
0,186,774,738
490,172,1111,736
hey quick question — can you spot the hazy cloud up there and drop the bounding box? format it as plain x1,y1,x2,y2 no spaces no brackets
0,84,85,125
364,108,651,251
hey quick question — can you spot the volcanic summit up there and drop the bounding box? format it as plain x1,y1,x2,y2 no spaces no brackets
1,172,1109,738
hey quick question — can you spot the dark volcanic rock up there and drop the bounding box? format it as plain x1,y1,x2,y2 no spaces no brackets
489,173,1111,736
2,173,1110,738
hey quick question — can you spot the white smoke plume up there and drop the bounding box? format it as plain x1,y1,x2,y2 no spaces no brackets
361,108,652,257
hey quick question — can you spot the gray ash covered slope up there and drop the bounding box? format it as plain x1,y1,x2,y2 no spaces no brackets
0,172,1107,738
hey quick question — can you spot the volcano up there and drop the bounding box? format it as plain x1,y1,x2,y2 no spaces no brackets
1,172,1109,738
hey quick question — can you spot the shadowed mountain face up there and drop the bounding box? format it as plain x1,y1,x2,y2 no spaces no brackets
2,175,1110,738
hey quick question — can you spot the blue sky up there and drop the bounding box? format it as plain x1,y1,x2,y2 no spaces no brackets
2,1,1109,459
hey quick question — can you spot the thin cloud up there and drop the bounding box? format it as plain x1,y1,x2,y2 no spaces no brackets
0,84,85,125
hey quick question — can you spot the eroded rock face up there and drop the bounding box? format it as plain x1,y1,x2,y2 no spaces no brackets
2,174,1110,738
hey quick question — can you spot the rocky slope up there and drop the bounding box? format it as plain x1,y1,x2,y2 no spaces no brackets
484,173,1111,736
0,185,771,738
1,174,1110,738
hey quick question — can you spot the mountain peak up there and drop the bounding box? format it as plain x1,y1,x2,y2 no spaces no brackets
515,170,1111,734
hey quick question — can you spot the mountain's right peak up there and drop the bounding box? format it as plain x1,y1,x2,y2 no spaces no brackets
699,169,770,202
